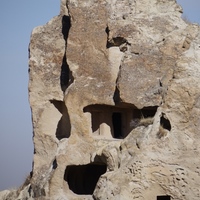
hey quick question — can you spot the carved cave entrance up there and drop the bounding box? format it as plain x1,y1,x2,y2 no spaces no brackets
157,195,171,200
84,104,158,139
64,163,107,195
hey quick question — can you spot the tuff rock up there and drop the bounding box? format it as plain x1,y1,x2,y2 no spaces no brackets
1,0,200,199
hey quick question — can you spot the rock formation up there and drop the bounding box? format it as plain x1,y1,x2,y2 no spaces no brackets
1,0,200,199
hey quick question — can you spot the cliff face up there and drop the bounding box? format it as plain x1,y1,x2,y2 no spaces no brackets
2,0,200,199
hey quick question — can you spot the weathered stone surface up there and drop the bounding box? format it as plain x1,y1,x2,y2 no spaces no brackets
2,0,200,199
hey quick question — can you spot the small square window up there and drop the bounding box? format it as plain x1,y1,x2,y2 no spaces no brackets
157,195,171,200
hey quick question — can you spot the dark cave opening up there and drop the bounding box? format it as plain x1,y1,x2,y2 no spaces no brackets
140,106,158,118
84,104,158,139
112,112,122,138
130,106,158,128
157,195,171,200
105,26,127,48
160,113,171,131
84,104,135,139
64,163,107,195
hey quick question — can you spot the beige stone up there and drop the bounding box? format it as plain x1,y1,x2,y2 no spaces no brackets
3,0,200,199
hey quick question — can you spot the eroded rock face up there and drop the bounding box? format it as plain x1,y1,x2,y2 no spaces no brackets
2,0,200,199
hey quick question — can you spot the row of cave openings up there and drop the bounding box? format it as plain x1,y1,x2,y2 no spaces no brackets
50,101,172,195
51,99,171,140
83,104,171,139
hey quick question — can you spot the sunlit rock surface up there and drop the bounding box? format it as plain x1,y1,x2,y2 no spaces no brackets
1,0,200,199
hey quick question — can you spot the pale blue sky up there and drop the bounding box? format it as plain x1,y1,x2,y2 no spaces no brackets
0,0,60,190
0,0,199,191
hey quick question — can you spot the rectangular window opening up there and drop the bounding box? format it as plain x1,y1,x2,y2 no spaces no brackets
112,112,122,138
157,195,171,200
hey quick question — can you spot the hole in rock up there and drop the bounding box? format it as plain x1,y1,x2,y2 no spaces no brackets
157,195,171,200
105,26,127,48
130,106,158,128
107,37,127,48
84,104,158,139
140,106,158,118
50,100,71,140
160,113,171,131
112,112,122,138
84,104,135,139
64,163,107,195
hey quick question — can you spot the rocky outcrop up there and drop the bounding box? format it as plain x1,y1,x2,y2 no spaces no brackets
2,0,200,199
